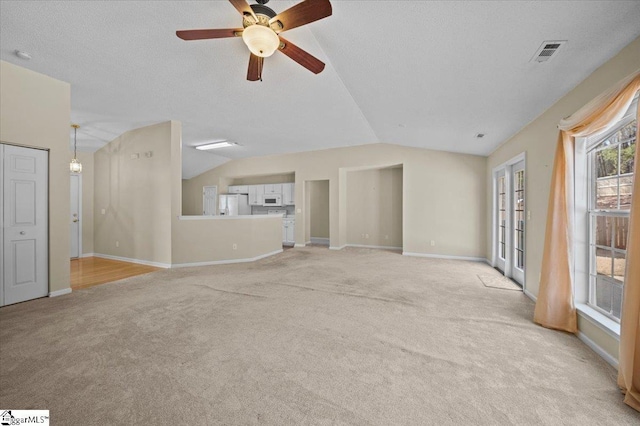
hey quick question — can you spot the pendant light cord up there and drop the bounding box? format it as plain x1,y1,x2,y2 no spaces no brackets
73,126,78,159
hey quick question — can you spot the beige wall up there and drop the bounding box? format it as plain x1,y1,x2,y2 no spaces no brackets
183,143,487,258
0,61,71,293
309,180,330,239
231,173,294,186
94,122,173,264
76,151,94,255
169,121,282,264
347,167,402,247
94,120,284,266
487,36,640,363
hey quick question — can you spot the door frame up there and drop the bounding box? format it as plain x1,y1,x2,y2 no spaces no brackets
70,172,82,258
492,152,526,289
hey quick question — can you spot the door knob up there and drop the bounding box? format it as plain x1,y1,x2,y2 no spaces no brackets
19,231,26,235
73,219,79,223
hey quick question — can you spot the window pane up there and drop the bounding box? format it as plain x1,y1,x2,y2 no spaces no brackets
596,177,619,209
595,248,612,277
594,216,612,247
613,216,629,250
613,252,626,283
612,285,623,320
620,136,636,175
595,145,618,178
595,276,613,314
620,176,633,210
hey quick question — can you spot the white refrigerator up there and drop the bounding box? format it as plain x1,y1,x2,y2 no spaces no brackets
219,194,251,216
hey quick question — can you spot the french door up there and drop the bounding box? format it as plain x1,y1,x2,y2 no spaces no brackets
493,156,526,287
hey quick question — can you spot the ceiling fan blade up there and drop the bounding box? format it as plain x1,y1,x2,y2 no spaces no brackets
269,0,332,33
247,54,264,81
278,37,325,74
176,28,242,41
229,0,257,21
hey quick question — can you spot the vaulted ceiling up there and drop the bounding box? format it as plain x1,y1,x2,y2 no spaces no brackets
2,1,639,178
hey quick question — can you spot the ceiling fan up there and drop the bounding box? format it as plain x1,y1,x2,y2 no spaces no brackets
177,0,332,81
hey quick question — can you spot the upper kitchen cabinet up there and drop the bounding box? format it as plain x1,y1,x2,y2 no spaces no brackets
282,183,295,205
228,185,249,194
248,185,265,206
264,184,282,194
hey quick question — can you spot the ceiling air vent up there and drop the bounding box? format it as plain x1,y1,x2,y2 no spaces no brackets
531,40,567,63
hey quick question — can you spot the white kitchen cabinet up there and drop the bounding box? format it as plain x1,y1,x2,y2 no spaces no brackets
264,184,282,194
248,185,264,205
283,218,295,245
282,183,295,205
228,185,249,194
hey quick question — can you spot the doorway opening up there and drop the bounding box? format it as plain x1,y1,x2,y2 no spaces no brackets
305,180,330,246
492,154,526,288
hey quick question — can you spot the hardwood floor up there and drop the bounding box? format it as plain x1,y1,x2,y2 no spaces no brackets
70,257,160,290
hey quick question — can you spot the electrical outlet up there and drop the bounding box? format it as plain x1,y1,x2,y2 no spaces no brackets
527,210,531,220
365,234,369,239
101,208,106,215
297,208,301,213
430,240,435,246
116,241,119,248
385,235,389,240
232,243,237,250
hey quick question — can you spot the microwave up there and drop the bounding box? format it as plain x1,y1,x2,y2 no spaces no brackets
262,194,282,207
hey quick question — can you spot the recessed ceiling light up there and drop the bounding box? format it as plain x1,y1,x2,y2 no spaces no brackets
195,141,236,150
14,50,31,60
475,133,486,139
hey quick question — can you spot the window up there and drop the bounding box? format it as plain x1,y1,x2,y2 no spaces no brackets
586,101,636,322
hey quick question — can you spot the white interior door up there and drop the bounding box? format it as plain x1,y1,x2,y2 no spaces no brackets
1,144,49,306
203,185,217,215
70,174,81,258
511,160,526,285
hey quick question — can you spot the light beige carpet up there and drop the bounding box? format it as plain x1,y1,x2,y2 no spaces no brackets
1,247,638,425
477,273,522,291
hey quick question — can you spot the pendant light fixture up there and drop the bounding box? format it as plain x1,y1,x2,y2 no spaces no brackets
70,124,82,173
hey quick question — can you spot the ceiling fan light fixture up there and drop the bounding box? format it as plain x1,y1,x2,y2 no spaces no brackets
242,24,279,57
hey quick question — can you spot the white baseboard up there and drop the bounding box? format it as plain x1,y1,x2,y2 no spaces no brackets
294,243,306,248
49,288,72,298
81,252,95,258
310,237,330,245
402,252,488,262
93,253,171,269
329,245,346,250
171,249,283,268
346,244,403,250
523,289,537,302
576,331,618,369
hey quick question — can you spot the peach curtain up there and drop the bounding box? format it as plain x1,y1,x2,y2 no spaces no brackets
619,97,640,412
534,70,640,411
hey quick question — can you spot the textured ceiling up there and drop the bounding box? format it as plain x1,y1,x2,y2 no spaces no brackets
1,1,639,178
